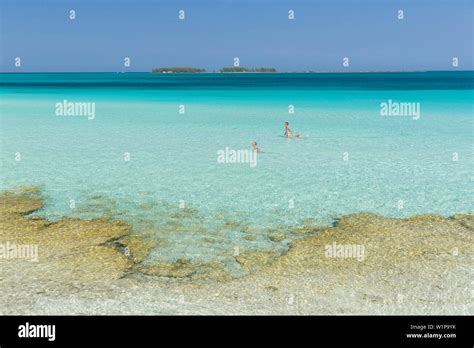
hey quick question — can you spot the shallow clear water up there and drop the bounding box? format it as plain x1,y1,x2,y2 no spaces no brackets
1,72,473,270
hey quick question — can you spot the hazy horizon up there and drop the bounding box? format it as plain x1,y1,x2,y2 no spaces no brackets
2,70,474,74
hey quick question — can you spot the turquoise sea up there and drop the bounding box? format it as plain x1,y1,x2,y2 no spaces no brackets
1,72,473,273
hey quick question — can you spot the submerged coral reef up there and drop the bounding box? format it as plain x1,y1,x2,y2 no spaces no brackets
1,187,472,315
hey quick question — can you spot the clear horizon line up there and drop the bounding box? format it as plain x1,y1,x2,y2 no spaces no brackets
1,69,473,74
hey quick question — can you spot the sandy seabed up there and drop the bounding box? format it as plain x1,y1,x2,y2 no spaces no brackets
1,186,472,315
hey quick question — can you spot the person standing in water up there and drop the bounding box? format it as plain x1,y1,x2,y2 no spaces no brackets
284,121,301,139
284,121,292,138
252,141,261,152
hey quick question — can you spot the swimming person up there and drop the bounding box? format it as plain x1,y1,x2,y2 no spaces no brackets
284,121,292,138
252,141,261,152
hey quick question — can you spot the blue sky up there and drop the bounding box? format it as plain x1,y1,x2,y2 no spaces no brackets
1,0,473,72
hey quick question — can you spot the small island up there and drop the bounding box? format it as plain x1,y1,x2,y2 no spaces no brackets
152,67,206,73
220,67,277,73
151,67,278,73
